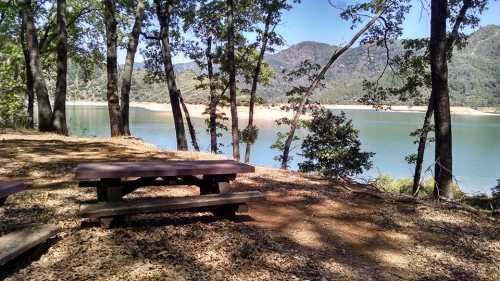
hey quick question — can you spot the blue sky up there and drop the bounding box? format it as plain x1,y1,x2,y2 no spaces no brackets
125,0,500,64
273,0,500,47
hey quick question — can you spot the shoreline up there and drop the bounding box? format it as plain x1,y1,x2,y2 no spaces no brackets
67,100,500,120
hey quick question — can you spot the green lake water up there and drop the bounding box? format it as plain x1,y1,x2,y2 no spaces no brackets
67,105,500,194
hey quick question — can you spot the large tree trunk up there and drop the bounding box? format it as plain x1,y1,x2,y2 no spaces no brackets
20,0,53,131
430,0,453,199
206,36,218,153
227,0,239,160
103,0,125,137
20,14,34,129
412,97,434,195
155,0,188,151
280,10,384,169
179,93,200,151
51,0,69,135
244,13,272,163
120,0,145,136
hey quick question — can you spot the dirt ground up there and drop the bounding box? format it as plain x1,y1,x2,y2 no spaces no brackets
0,131,499,281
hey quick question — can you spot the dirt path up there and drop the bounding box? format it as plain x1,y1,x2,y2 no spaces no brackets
0,131,499,281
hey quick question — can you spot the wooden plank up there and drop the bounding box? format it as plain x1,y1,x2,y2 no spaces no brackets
75,160,255,180
0,224,58,266
80,191,264,218
0,181,25,199
79,176,204,189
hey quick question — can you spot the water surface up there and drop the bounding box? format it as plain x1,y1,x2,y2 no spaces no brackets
67,105,500,194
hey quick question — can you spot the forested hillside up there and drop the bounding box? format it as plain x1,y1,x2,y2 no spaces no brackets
67,25,500,107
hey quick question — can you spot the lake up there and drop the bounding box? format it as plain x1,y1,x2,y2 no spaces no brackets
67,105,500,194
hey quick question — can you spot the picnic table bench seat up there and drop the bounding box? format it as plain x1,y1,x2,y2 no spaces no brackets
80,191,263,223
0,181,25,205
76,160,262,227
0,224,58,266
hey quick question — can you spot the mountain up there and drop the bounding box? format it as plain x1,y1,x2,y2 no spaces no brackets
70,25,500,107
173,25,500,106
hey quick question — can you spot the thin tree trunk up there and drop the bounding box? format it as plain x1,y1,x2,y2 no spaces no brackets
430,0,453,199
206,35,218,153
20,14,34,129
51,0,68,135
155,0,188,151
20,0,53,131
103,0,125,137
120,0,145,136
179,94,200,151
244,13,272,163
280,9,384,169
227,0,239,160
412,97,434,196
412,0,471,196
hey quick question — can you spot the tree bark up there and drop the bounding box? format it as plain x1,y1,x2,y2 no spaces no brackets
20,0,53,131
430,0,453,199
412,0,471,196
412,97,434,196
20,13,34,129
280,9,384,169
206,35,218,153
227,0,239,160
103,0,125,137
51,0,69,135
155,0,188,151
179,93,200,151
244,12,272,163
120,0,145,136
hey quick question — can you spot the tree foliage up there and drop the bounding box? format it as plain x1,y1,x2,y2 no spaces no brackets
299,108,374,180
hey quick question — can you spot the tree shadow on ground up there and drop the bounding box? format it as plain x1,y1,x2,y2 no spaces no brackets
0,135,498,280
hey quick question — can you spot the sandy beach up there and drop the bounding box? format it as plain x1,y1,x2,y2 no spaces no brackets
67,100,499,120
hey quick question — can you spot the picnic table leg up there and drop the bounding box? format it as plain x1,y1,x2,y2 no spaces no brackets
200,175,237,219
199,176,221,195
98,178,125,227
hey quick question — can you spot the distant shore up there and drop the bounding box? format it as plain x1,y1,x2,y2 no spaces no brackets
67,100,500,120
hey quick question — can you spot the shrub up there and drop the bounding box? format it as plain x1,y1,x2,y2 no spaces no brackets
369,175,464,198
492,179,500,197
299,108,374,180
370,174,397,192
0,92,27,128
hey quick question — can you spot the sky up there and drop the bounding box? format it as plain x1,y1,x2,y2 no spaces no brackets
124,0,500,64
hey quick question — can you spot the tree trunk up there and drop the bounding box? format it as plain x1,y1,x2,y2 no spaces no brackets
20,0,53,131
51,0,68,135
412,97,434,196
227,0,239,160
280,10,384,169
155,0,188,151
430,0,453,199
103,0,125,137
20,14,34,129
120,0,145,136
207,35,218,153
244,13,272,163
179,93,200,151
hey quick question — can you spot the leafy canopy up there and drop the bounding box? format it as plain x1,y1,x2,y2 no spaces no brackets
299,108,374,180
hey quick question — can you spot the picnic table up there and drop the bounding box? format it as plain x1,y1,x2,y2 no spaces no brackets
0,181,58,266
0,181,25,205
76,160,263,227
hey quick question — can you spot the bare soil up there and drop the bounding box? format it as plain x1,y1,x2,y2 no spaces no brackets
0,130,499,281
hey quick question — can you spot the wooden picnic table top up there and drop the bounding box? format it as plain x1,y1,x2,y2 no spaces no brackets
0,181,25,198
75,159,255,180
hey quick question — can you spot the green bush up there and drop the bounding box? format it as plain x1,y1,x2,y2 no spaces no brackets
299,108,374,180
369,175,464,198
370,174,397,192
0,92,27,128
